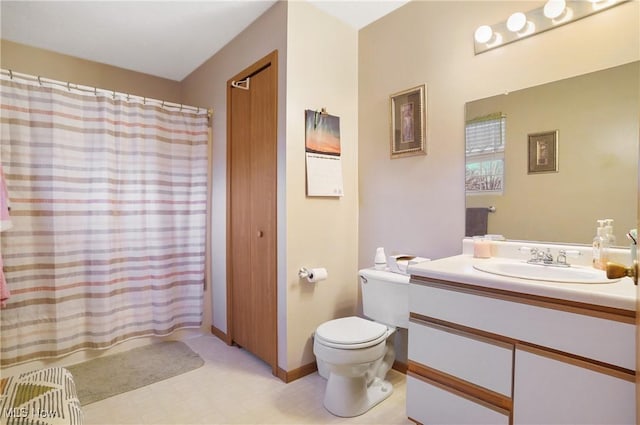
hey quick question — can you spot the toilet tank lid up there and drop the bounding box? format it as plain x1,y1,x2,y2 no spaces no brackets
316,316,387,345
359,268,410,284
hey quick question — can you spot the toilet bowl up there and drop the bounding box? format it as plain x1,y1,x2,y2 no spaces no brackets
313,268,409,417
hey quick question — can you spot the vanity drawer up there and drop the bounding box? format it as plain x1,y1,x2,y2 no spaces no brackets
408,319,513,396
513,347,635,424
407,375,510,425
409,280,636,370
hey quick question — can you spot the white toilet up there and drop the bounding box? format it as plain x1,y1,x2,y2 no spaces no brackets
313,268,409,417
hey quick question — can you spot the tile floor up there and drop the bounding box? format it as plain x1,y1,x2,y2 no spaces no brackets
83,334,413,424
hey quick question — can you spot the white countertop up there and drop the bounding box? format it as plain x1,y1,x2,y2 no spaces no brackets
408,254,637,311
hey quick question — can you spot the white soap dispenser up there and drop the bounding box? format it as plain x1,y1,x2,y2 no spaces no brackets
604,219,616,246
374,247,387,270
592,220,609,270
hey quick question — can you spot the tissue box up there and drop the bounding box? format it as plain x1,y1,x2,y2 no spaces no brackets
387,255,429,275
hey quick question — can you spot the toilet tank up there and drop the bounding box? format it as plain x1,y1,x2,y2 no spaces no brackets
359,268,409,329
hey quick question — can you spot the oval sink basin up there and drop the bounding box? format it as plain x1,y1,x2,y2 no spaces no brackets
473,261,620,284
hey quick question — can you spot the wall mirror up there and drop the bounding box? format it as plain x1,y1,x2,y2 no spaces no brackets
465,61,639,247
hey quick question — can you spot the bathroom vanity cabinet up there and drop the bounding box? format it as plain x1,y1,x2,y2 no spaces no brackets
406,255,636,425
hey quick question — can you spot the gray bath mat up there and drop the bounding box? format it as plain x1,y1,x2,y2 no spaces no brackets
66,341,204,405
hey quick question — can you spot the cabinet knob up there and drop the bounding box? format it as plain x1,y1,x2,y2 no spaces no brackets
606,261,638,285
257,230,264,238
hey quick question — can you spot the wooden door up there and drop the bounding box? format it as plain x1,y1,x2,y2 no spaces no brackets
227,51,278,374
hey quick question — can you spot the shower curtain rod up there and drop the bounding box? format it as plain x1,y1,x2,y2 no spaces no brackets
1,68,212,117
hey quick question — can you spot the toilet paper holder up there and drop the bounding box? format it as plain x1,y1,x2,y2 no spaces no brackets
298,267,327,283
298,267,328,283
298,267,312,279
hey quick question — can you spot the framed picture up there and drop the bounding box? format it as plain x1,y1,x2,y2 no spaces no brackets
390,84,426,158
528,130,558,173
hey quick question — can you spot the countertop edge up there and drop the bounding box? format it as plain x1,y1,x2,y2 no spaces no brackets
408,255,636,312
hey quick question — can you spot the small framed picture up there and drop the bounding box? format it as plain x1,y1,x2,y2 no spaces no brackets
528,130,558,173
390,84,426,158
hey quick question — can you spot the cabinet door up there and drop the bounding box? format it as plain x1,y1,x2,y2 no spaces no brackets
513,348,635,424
407,375,510,425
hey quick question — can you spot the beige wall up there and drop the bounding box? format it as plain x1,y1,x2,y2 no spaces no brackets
1,40,182,102
358,1,640,268
285,1,359,370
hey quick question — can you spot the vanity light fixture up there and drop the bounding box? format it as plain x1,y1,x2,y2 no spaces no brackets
474,0,629,54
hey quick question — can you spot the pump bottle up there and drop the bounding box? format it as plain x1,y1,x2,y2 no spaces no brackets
592,220,609,270
604,219,616,246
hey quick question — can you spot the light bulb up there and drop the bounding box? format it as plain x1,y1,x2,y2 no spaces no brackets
507,12,527,32
474,25,493,44
544,0,566,19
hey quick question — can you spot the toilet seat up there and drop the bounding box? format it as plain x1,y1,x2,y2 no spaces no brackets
315,316,390,350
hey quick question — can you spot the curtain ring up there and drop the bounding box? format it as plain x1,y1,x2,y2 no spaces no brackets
37,76,42,86
8,70,13,80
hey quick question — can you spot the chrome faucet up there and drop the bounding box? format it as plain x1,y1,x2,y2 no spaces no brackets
539,248,555,264
520,247,580,268
557,249,569,266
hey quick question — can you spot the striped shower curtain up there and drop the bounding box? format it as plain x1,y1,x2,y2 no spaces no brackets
0,73,208,366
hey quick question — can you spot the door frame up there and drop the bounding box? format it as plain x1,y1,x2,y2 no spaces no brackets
226,50,279,374
635,128,640,422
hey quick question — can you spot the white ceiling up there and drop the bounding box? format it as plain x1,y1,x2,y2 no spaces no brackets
0,0,409,81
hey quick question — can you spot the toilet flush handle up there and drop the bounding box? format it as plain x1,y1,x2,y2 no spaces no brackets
360,274,368,284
